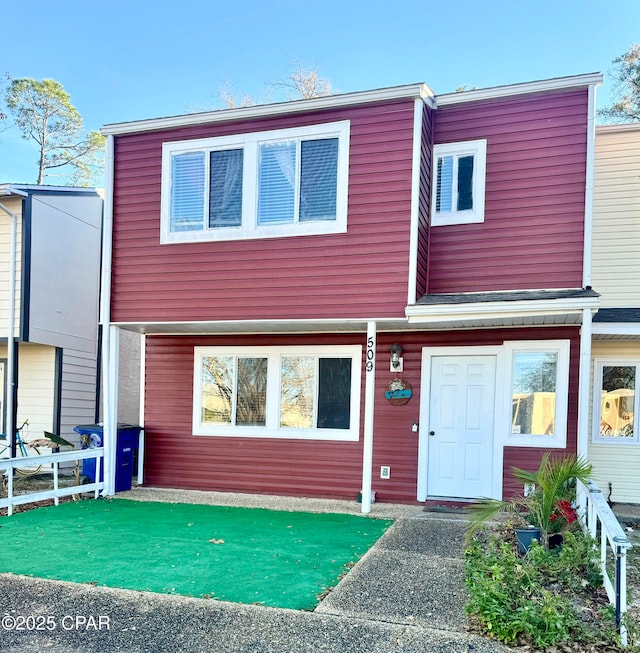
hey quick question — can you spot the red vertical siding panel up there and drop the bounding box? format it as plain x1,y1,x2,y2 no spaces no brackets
427,89,588,293
415,105,433,299
111,101,417,324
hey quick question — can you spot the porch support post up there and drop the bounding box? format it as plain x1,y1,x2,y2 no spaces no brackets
100,134,117,496
577,307,593,461
102,325,120,496
361,321,377,514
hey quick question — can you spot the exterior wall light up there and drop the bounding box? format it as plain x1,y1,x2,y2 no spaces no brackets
390,343,404,372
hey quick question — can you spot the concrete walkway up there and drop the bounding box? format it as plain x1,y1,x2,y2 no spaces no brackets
0,490,513,653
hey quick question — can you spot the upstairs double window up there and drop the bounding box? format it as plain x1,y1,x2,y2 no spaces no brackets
431,139,487,226
161,121,350,243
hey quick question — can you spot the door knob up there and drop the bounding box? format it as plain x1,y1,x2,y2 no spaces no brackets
429,431,435,436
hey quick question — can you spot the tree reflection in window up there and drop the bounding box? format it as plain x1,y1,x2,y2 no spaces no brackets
201,356,267,426
511,352,558,436
600,366,635,437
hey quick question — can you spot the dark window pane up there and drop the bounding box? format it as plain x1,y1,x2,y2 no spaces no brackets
457,155,474,211
209,149,243,228
300,138,338,222
236,357,268,426
317,358,351,429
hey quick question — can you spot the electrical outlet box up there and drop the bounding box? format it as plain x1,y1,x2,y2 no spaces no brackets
380,466,391,479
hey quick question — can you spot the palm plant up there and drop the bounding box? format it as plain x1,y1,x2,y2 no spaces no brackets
467,453,592,548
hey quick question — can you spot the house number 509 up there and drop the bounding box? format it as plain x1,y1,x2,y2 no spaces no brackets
366,337,375,372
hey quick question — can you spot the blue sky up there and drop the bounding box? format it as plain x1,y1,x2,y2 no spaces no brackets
0,0,638,185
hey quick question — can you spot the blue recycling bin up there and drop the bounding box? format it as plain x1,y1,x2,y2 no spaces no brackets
73,424,141,492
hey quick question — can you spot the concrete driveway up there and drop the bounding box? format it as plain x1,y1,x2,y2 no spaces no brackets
0,490,513,652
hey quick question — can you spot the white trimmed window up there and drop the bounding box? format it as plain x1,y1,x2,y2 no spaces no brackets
431,139,487,226
161,121,350,243
193,345,361,441
504,340,570,448
592,360,640,444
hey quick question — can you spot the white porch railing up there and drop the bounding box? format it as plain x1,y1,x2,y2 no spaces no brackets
577,479,632,646
0,448,104,517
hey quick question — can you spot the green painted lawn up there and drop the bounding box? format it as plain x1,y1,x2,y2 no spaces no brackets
0,498,392,609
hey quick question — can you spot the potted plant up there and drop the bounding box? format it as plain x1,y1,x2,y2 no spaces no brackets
467,453,591,551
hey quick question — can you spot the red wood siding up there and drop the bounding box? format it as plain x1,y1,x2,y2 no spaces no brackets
427,89,588,293
143,326,579,503
111,101,417,323
415,105,433,300
143,333,366,498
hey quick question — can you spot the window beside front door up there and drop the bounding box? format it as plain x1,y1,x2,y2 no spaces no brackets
505,341,569,448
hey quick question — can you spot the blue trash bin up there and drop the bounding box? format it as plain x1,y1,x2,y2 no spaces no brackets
73,424,141,492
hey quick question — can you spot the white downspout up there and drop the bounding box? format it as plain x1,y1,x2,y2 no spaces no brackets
100,135,116,495
361,321,376,514
582,83,597,289
137,333,146,484
577,308,593,460
577,83,598,461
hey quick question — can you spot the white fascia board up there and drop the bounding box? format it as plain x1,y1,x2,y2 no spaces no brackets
435,73,603,107
0,184,97,195
102,84,435,136
405,296,600,323
0,185,28,197
592,323,640,336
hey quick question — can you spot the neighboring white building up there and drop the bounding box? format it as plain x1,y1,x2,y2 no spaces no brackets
589,124,640,503
0,185,103,448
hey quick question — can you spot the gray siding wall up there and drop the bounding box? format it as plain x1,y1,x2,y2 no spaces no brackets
28,192,102,352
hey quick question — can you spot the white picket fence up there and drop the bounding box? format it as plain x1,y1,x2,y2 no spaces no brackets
578,479,633,646
0,448,104,516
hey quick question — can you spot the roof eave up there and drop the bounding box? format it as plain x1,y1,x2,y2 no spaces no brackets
101,83,435,136
434,72,603,107
405,296,600,325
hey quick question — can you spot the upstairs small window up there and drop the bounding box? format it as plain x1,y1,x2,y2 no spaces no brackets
161,121,350,243
431,139,487,226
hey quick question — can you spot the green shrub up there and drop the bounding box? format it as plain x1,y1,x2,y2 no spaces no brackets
464,530,617,648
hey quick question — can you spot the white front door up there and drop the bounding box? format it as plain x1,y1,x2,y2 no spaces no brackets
427,355,496,499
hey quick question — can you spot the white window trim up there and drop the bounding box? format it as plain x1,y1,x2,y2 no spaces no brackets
502,340,570,449
431,138,487,227
592,358,640,445
192,345,361,441
161,121,350,244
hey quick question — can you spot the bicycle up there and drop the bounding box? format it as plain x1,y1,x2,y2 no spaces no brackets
0,420,44,476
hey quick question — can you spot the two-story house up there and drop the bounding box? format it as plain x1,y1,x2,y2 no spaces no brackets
589,123,640,503
99,73,602,508
0,185,103,450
